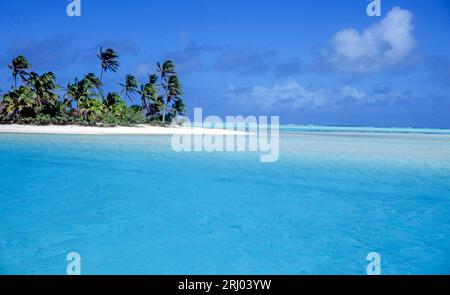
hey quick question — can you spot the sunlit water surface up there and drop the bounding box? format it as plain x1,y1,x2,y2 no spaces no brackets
0,130,449,274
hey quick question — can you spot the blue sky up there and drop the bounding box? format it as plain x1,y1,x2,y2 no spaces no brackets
0,0,449,127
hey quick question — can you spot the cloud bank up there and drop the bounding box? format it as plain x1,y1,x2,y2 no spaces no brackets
227,81,327,110
227,80,419,111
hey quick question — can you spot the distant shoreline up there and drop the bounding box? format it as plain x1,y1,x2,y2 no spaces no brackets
1,124,449,137
0,124,247,135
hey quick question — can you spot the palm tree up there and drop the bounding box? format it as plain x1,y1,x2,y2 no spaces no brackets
25,71,59,112
1,86,34,121
163,75,182,124
138,84,150,113
84,73,102,99
79,98,105,124
137,74,163,120
65,79,82,110
8,56,31,89
146,74,163,119
104,92,122,108
97,47,120,83
65,76,97,111
119,74,138,103
167,97,186,124
56,98,73,116
172,97,186,116
85,73,102,89
88,99,106,123
149,74,158,85
157,60,176,81
0,50,188,127
105,92,127,119
157,60,177,124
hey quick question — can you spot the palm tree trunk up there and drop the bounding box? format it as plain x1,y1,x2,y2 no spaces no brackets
141,96,148,116
162,101,167,125
162,87,170,125
99,68,104,98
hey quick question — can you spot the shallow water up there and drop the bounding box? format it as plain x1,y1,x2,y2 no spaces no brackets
0,131,449,274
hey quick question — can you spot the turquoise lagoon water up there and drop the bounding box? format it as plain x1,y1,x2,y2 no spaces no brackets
0,128,450,274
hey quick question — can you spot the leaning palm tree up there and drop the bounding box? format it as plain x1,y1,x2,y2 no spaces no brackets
138,84,150,113
8,56,31,89
163,75,182,124
157,60,176,81
157,60,177,124
172,97,186,117
119,74,138,103
97,47,120,83
137,74,163,119
167,97,186,124
146,74,162,117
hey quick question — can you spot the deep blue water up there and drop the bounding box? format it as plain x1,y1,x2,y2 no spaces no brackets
1,130,450,274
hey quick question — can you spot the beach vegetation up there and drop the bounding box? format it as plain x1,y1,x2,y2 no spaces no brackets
8,55,31,90
98,47,120,83
0,48,186,127
119,74,139,103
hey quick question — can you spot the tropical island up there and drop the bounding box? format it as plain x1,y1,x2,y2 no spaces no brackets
0,48,244,135
0,48,186,127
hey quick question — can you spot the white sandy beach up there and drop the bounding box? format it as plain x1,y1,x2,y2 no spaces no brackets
0,124,247,135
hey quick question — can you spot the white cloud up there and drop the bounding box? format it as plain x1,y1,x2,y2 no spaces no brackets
341,85,412,104
227,81,328,110
341,86,366,100
327,7,415,73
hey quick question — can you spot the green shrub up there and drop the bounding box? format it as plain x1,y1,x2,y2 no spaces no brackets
74,117,87,126
1,102,171,127
20,117,35,125
35,114,52,125
56,114,73,125
0,113,11,124
102,112,119,127
123,108,147,125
